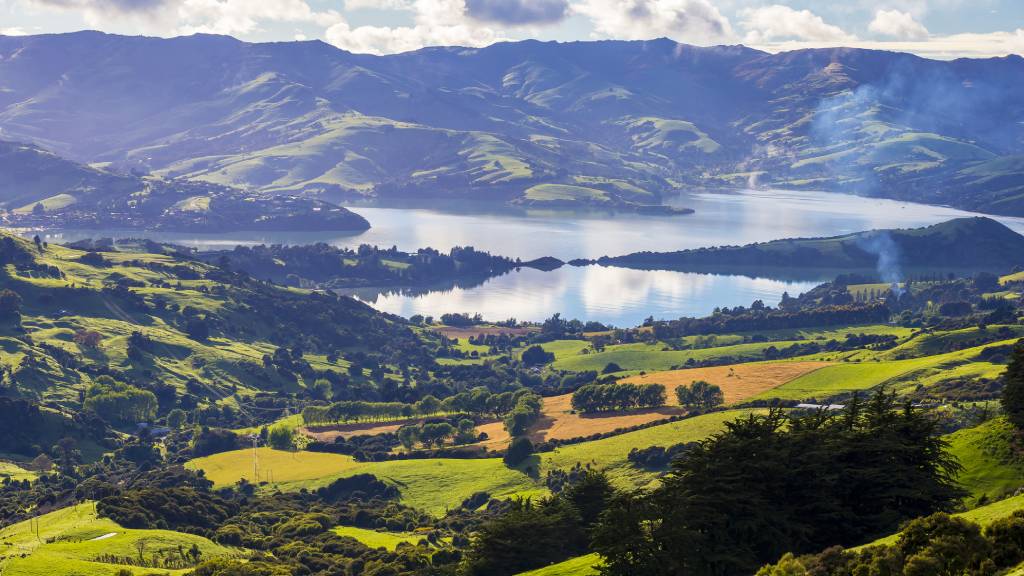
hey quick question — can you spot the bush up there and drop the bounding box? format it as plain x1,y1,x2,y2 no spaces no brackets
521,345,555,366
267,424,295,450
602,362,623,374
504,436,534,467
83,375,158,425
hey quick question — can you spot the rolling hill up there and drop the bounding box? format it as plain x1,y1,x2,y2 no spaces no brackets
593,217,1024,273
0,33,1023,213
0,139,369,232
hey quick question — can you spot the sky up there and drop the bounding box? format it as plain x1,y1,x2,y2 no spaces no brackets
1,0,1022,58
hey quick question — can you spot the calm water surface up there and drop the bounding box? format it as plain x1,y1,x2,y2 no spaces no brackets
37,189,1024,326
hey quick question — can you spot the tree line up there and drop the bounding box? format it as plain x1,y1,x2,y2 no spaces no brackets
571,383,666,413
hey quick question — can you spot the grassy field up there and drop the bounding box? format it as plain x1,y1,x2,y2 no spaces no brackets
188,410,756,514
0,502,238,575
14,193,77,213
880,325,1024,359
188,447,361,486
332,526,428,550
517,553,601,576
945,417,1024,505
550,341,795,372
749,359,935,401
621,361,832,404
0,461,38,482
1001,271,1024,285
545,326,913,374
750,340,1015,402
523,184,610,204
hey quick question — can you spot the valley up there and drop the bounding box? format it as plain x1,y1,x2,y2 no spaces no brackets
1,220,1024,575
2,26,1024,576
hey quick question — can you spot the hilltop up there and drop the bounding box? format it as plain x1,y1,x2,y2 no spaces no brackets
0,33,1023,214
0,139,370,232
592,217,1024,273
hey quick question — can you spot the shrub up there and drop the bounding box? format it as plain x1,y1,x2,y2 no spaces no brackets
522,345,555,366
267,424,295,450
504,436,534,467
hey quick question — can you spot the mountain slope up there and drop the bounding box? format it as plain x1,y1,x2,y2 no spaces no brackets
1,33,1023,212
0,139,369,231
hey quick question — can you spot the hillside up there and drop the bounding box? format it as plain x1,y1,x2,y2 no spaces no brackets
1,226,1024,575
593,217,1024,273
0,230,427,434
0,33,1023,213
0,139,370,232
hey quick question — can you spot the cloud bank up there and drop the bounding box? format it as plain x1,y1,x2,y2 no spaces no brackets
11,0,1024,59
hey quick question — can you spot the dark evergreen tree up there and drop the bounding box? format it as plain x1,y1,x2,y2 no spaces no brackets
1001,343,1024,428
593,394,964,576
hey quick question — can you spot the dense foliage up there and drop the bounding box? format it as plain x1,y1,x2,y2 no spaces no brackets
591,394,964,575
571,383,666,413
1001,342,1024,428
758,511,1024,576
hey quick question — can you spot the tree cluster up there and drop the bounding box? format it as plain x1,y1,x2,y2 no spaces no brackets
591,394,964,576
571,383,666,413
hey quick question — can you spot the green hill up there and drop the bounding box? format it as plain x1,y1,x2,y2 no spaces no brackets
0,139,369,232
596,217,1024,272
0,230,424,443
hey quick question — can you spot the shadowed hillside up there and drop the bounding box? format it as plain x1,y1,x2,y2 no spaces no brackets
1,33,1023,213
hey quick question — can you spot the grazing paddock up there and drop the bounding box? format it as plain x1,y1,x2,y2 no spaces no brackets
187,410,757,514
187,447,360,486
332,526,428,550
621,361,833,404
517,553,601,575
0,502,237,576
530,393,684,442
474,393,685,450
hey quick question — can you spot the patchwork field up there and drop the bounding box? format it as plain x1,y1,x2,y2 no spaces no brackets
188,410,757,514
621,361,833,404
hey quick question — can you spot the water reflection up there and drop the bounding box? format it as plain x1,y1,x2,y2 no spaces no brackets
341,266,824,327
32,188,1024,326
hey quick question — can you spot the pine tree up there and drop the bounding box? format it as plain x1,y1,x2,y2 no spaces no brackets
1001,343,1024,428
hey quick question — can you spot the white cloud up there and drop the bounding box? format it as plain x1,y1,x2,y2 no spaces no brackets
869,9,928,40
344,0,414,10
740,5,855,44
1,27,31,35
22,0,343,36
750,28,1024,60
325,0,503,54
571,0,733,45
175,0,343,35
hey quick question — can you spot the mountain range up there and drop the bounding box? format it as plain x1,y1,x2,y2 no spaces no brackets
1,32,1023,214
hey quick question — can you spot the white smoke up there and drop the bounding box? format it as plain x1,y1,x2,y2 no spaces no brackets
857,231,904,296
